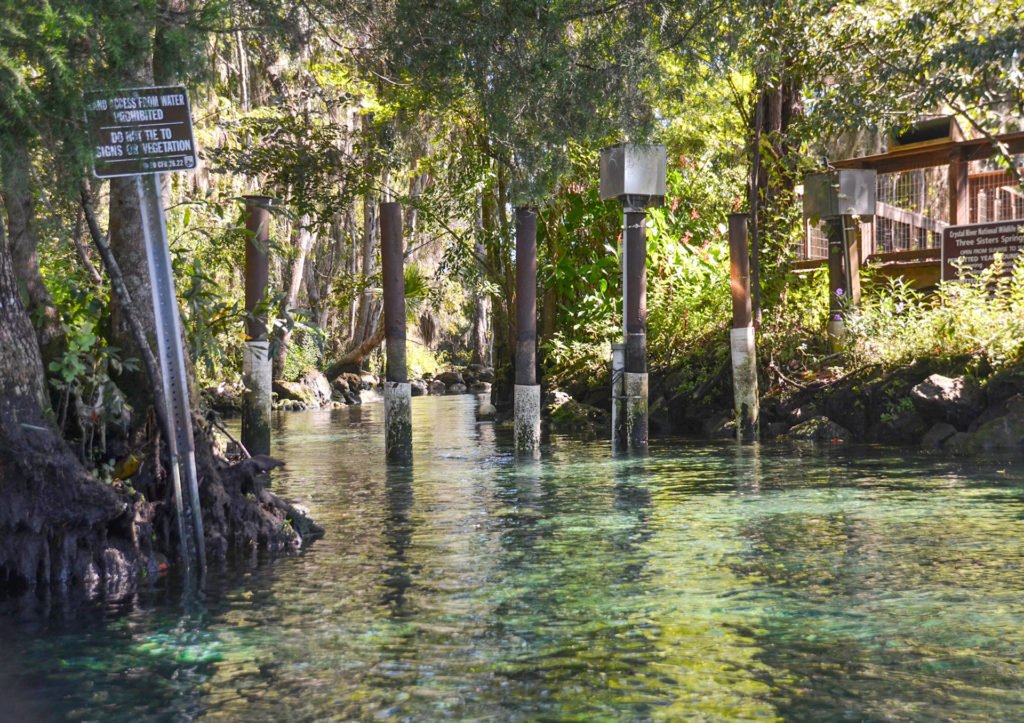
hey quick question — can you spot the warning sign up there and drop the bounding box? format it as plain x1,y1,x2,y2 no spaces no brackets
85,85,197,178
942,221,1024,281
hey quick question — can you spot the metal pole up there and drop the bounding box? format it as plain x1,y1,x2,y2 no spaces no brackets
728,213,759,441
380,202,412,462
242,196,273,456
137,173,206,581
610,343,626,451
826,217,846,348
514,207,540,456
623,207,648,451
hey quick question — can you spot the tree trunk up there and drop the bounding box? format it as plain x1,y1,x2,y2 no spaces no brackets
324,318,385,380
469,193,490,365
351,191,378,353
274,214,317,373
484,160,516,408
108,176,161,421
346,202,358,340
2,141,65,365
311,213,345,330
0,188,148,597
539,211,557,365
748,60,804,320
0,204,49,422
350,112,379,357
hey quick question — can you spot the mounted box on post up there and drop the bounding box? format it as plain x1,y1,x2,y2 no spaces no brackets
803,169,877,219
600,143,666,453
599,143,667,208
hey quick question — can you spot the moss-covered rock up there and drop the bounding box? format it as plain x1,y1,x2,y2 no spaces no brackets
784,416,851,443
549,399,609,434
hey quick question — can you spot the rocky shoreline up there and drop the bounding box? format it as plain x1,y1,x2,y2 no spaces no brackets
533,358,1024,456
205,357,1024,458
204,364,496,415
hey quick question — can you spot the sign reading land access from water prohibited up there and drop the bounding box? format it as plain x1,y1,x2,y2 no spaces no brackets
942,220,1024,281
85,85,197,178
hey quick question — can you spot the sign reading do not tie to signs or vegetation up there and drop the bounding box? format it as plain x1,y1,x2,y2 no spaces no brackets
85,85,197,178
942,221,1024,281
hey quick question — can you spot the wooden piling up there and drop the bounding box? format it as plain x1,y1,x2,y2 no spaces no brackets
728,213,759,441
381,202,412,462
623,208,648,450
514,207,540,455
242,196,273,456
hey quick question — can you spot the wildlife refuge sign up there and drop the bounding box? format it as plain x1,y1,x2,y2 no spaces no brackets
942,220,1024,281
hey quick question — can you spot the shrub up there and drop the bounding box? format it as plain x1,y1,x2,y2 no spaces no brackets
843,255,1024,370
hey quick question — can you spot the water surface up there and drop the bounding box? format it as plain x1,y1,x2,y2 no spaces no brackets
3,396,1024,721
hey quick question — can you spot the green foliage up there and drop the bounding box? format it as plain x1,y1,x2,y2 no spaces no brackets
45,285,138,461
539,143,746,386
759,268,832,366
387,0,667,202
178,255,246,382
646,153,743,368
844,256,1024,369
7,0,1024,439
282,328,324,382
807,0,1024,137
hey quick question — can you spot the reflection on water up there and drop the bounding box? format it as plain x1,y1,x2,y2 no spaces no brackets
3,396,1024,720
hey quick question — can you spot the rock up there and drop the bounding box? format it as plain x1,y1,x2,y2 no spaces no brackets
465,363,487,375
703,411,736,440
870,403,929,445
477,368,495,383
446,382,468,395
410,379,428,397
273,380,317,406
276,399,306,412
787,404,819,425
203,382,243,415
422,372,434,381
477,402,497,420
544,389,572,410
359,372,378,389
274,371,331,409
943,431,978,456
784,416,851,443
469,381,491,393
969,393,1024,432
981,366,1024,407
437,370,465,387
911,374,984,428
240,454,285,475
921,423,958,449
340,372,362,391
580,385,612,412
429,380,446,395
331,376,360,405
359,388,382,404
300,370,333,407
963,400,1024,454
462,370,478,385
550,399,609,433
765,421,790,438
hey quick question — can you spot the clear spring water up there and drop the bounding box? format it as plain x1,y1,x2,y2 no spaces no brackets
3,395,1024,721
